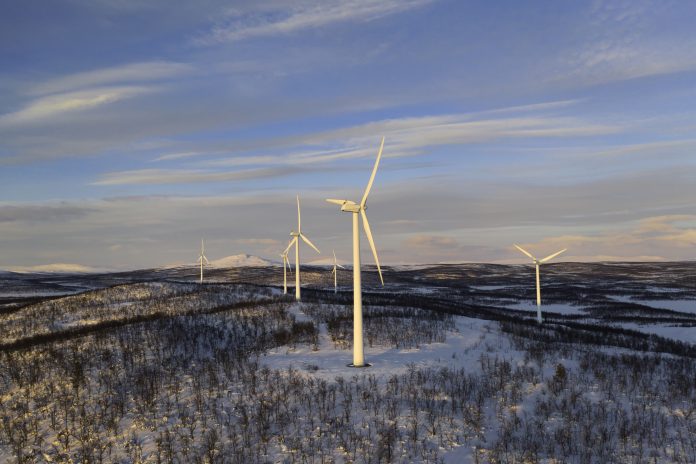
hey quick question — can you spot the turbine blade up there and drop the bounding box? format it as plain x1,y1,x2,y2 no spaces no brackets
326,199,347,206
299,233,321,254
203,256,210,265
360,208,383,285
283,237,297,255
337,264,346,269
361,136,384,207
296,195,301,233
540,248,567,263
514,244,535,260
333,250,337,265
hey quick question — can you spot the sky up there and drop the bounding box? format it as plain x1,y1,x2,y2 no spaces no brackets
1,0,696,270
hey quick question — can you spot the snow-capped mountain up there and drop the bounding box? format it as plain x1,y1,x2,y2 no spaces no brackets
208,254,274,268
4,263,105,274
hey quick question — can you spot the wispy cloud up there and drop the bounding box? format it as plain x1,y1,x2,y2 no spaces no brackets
152,151,217,162
0,86,148,126
91,166,308,186
0,203,95,223
553,1,696,86
28,61,192,96
195,0,434,45
1,60,191,129
103,101,621,185
512,215,696,263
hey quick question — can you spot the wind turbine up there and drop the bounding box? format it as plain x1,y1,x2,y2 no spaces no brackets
331,249,346,293
279,247,292,294
197,238,210,284
286,195,320,300
513,244,567,324
326,137,385,367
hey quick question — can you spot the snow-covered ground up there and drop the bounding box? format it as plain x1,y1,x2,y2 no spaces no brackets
617,322,696,344
3,263,696,463
500,300,586,315
631,299,696,314
609,295,696,314
263,310,495,380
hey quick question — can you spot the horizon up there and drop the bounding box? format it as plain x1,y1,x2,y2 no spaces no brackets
2,1,696,269
3,253,696,274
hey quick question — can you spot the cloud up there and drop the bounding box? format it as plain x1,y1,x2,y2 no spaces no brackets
1,176,695,269
93,104,618,186
552,1,696,86
235,237,283,254
403,234,459,249
28,61,192,96
195,0,434,45
160,101,621,171
0,86,148,126
236,238,282,246
511,215,696,263
0,204,96,223
152,151,215,162
91,166,308,185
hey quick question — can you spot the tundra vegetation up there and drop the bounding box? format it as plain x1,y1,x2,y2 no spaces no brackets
1,263,695,463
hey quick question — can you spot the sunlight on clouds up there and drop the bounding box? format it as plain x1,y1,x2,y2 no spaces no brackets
195,0,434,44
28,61,193,96
95,104,620,186
0,87,148,126
515,215,696,262
92,167,307,186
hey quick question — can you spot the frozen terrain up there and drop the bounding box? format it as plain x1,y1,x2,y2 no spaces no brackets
0,261,695,463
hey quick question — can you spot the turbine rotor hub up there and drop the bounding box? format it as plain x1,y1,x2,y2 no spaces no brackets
341,201,361,213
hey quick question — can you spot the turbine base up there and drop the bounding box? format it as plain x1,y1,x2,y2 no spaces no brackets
347,363,372,368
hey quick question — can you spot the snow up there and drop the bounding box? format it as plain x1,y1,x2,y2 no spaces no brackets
617,322,696,344
262,310,501,380
209,254,273,268
469,285,508,291
631,299,696,314
609,295,696,314
4,263,105,273
502,301,586,315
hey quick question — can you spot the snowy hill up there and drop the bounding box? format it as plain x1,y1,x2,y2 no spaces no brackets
4,263,104,274
209,254,273,268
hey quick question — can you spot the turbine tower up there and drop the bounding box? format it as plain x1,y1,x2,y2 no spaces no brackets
280,248,292,294
197,238,210,284
326,137,385,367
286,195,320,300
331,249,346,293
513,244,566,324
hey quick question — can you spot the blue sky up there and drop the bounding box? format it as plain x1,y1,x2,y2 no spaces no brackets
1,0,696,270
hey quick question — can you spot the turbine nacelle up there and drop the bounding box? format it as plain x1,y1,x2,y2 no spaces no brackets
326,199,362,213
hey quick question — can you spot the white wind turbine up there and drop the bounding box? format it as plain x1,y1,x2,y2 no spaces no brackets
326,137,385,367
279,248,292,295
197,238,210,284
331,249,346,294
286,195,320,300
513,244,567,324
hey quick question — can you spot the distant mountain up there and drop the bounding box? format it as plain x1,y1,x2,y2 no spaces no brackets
5,263,105,274
209,254,274,268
